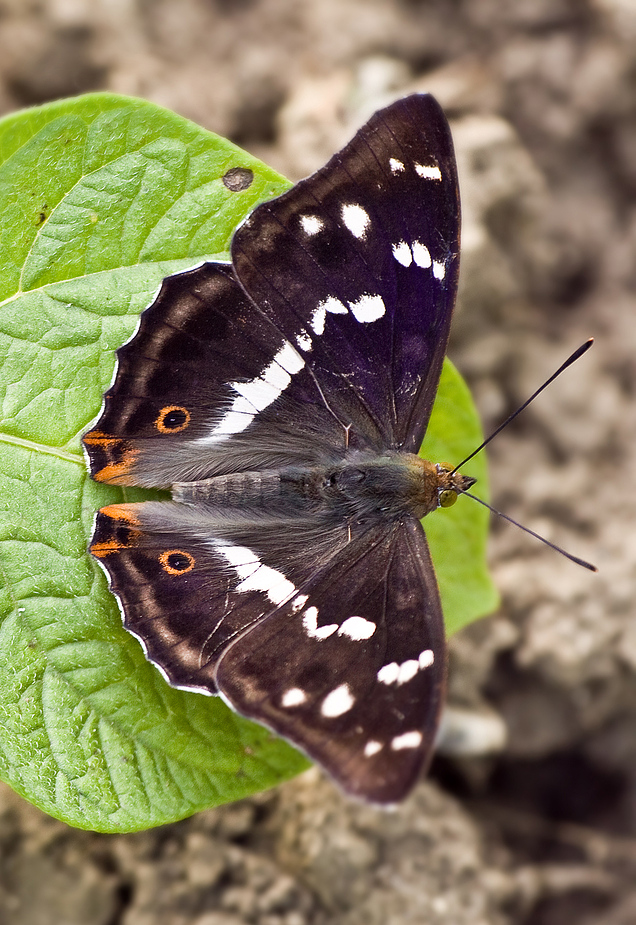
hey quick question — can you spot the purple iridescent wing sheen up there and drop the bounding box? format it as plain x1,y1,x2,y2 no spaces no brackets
232,93,460,454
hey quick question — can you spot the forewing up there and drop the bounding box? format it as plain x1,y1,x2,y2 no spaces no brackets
216,517,446,804
232,93,460,452
84,264,353,487
83,95,460,486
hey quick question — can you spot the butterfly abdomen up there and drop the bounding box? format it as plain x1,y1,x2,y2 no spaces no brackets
173,470,293,507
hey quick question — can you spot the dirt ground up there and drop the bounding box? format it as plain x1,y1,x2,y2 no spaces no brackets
1,1,635,923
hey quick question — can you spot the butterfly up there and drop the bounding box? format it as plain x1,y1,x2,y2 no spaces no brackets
83,93,473,804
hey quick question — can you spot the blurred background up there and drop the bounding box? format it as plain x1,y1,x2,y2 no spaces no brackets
0,1,635,923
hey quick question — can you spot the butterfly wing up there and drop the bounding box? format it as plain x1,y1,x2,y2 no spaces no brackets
91,502,444,803
216,517,445,804
83,264,352,487
90,500,351,694
84,94,459,486
232,93,460,453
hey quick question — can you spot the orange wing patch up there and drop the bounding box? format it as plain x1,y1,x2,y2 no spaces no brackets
83,430,140,484
90,504,142,558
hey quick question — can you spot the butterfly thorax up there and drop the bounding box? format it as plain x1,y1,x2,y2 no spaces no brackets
173,454,474,522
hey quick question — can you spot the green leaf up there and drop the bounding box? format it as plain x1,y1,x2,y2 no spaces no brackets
421,361,500,636
0,92,497,832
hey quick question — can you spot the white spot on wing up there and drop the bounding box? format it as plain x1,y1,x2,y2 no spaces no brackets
231,376,284,412
311,296,348,335
396,659,419,685
364,740,383,757
349,294,385,323
321,683,355,717
378,653,432,686
215,542,296,606
281,687,307,707
235,565,294,604
296,331,312,351
377,663,400,685
275,341,305,374
392,241,412,267
389,157,405,174
412,241,431,268
300,214,324,235
322,296,348,314
391,731,423,750
197,340,305,442
225,396,254,415
341,203,370,239
209,410,253,436
214,542,259,576
338,616,376,641
433,260,446,280
263,360,291,390
311,304,326,335
302,606,338,640
415,163,442,181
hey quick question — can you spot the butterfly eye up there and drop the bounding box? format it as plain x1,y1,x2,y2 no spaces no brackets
155,406,191,433
159,550,195,575
439,489,457,508
438,461,454,473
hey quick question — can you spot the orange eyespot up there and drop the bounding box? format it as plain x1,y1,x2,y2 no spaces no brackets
159,549,195,575
155,406,191,434
439,489,457,508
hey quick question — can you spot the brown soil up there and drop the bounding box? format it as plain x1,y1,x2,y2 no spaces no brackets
0,1,635,922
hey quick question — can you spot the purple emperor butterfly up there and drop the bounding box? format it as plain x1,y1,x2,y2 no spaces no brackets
83,94,471,804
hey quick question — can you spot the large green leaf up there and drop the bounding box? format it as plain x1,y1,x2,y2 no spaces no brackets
0,92,497,832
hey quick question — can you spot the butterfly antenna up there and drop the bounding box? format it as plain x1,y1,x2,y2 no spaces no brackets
451,339,594,474
453,338,596,572
463,491,597,572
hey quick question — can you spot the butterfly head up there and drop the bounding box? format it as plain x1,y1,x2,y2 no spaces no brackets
434,462,475,510
396,456,474,519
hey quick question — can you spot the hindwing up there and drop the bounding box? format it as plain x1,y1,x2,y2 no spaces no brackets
92,503,445,803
